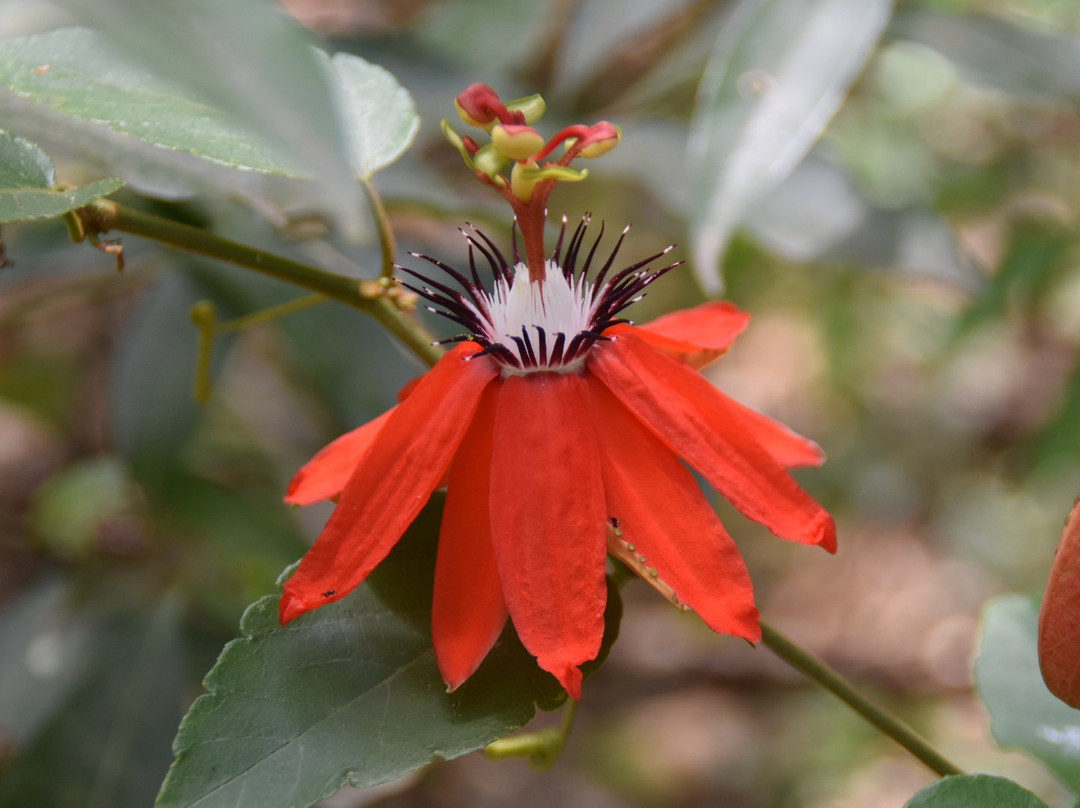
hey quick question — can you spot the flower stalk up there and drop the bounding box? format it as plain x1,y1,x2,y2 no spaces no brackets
484,700,578,768
759,621,965,778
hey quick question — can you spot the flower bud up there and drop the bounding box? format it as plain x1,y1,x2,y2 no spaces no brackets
492,124,545,161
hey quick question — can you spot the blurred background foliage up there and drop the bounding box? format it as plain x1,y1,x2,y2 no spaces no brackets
1,0,1080,805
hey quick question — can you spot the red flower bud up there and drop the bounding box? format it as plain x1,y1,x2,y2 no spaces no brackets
455,83,524,128
1040,497,1080,707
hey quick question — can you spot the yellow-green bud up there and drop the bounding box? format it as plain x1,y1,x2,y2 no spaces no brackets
492,124,545,161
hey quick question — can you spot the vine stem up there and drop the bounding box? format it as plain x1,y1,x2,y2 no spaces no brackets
760,620,965,778
361,178,397,280
78,198,445,367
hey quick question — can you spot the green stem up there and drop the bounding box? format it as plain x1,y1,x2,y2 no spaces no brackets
760,620,964,778
484,699,578,769
215,293,326,333
79,198,444,367
362,178,397,280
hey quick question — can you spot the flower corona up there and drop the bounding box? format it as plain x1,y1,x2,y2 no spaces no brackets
280,84,837,699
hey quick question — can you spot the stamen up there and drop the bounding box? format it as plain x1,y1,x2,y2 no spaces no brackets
400,218,680,375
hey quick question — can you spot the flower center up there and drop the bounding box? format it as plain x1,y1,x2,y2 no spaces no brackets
398,216,681,375
474,262,596,375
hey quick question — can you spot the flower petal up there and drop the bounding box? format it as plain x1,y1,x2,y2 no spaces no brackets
589,378,760,641
590,333,836,552
607,301,749,368
280,344,497,624
489,373,608,699
284,409,395,506
718,396,825,469
432,384,508,690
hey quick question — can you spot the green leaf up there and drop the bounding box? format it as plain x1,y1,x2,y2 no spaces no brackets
157,503,622,808
0,29,303,175
329,53,420,180
688,0,893,292
0,130,123,222
893,10,1080,105
974,594,1080,794
903,774,1049,807
0,128,54,188
50,0,361,228
0,176,124,223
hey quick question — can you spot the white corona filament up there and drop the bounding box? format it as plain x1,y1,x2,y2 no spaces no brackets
468,261,598,375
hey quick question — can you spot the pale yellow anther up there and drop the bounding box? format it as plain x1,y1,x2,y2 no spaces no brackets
580,136,620,158
510,160,540,202
454,98,487,129
473,143,510,179
492,124,545,161
505,93,547,125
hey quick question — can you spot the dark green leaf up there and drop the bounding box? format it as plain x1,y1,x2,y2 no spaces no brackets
903,775,1048,807
893,10,1080,105
974,595,1080,794
157,503,621,808
688,0,893,292
0,595,186,808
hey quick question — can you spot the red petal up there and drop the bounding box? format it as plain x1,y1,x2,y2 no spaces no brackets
1039,497,1080,708
589,378,760,641
719,396,825,469
285,370,433,506
284,409,394,506
432,384,508,690
589,334,836,552
279,344,497,624
489,373,608,699
607,301,749,368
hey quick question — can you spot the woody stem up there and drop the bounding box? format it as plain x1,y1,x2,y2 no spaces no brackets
759,620,965,778
76,198,445,367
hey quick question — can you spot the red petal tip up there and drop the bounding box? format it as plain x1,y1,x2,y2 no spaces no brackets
818,516,839,554
545,662,583,700
741,617,763,645
278,593,309,626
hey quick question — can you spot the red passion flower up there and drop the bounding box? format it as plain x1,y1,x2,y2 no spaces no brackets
279,85,836,699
